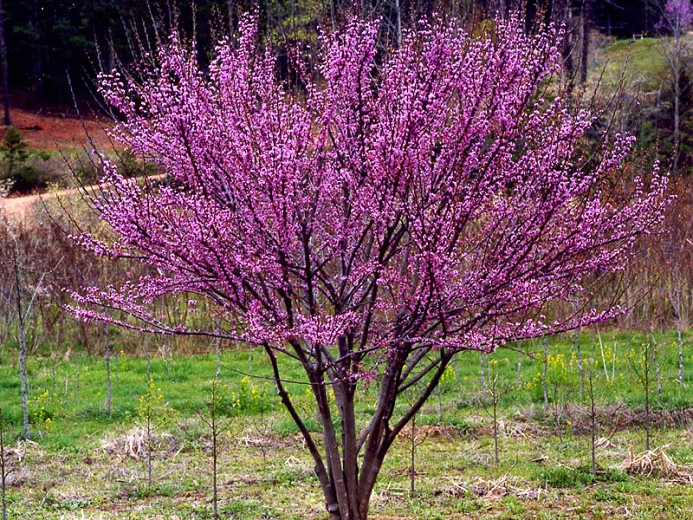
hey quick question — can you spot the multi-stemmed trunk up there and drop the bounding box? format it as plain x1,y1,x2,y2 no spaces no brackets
265,343,451,520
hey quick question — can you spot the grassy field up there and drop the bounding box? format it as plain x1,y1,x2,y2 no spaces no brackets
1,328,693,519
590,36,669,93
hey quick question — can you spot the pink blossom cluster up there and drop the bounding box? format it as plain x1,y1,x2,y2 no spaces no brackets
72,14,669,378
661,0,693,31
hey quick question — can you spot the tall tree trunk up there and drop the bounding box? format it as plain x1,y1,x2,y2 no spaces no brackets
580,0,591,85
673,26,682,173
498,0,507,19
32,0,43,97
560,0,574,88
0,0,10,125
395,0,402,48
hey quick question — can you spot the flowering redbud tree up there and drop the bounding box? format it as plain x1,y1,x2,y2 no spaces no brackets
72,14,668,520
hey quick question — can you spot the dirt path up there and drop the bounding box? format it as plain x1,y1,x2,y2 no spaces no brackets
1,174,167,221
0,186,84,220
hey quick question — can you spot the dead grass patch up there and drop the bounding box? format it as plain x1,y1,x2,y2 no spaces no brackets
101,427,180,461
443,475,544,500
396,424,458,443
621,444,693,483
473,418,546,439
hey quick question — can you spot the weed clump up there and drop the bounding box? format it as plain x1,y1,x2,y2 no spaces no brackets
536,465,627,488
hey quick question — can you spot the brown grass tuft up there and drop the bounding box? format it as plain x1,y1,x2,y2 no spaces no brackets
101,427,179,461
621,444,693,483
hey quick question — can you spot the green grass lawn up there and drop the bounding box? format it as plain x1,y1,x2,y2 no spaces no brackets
590,36,669,93
1,328,693,519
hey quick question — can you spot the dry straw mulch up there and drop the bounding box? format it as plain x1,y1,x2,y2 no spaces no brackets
101,427,180,461
443,475,544,500
621,444,693,484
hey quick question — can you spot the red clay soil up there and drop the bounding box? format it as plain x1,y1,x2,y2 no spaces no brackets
1,108,113,152
0,108,121,219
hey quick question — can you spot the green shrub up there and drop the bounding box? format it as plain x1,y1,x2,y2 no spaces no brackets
0,127,49,194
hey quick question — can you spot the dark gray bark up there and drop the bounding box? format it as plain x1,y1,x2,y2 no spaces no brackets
580,0,591,85
0,0,10,125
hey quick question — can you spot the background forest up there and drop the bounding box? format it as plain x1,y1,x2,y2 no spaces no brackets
0,1,673,105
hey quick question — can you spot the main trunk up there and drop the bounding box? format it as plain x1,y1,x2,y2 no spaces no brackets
315,381,394,520
296,347,453,520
